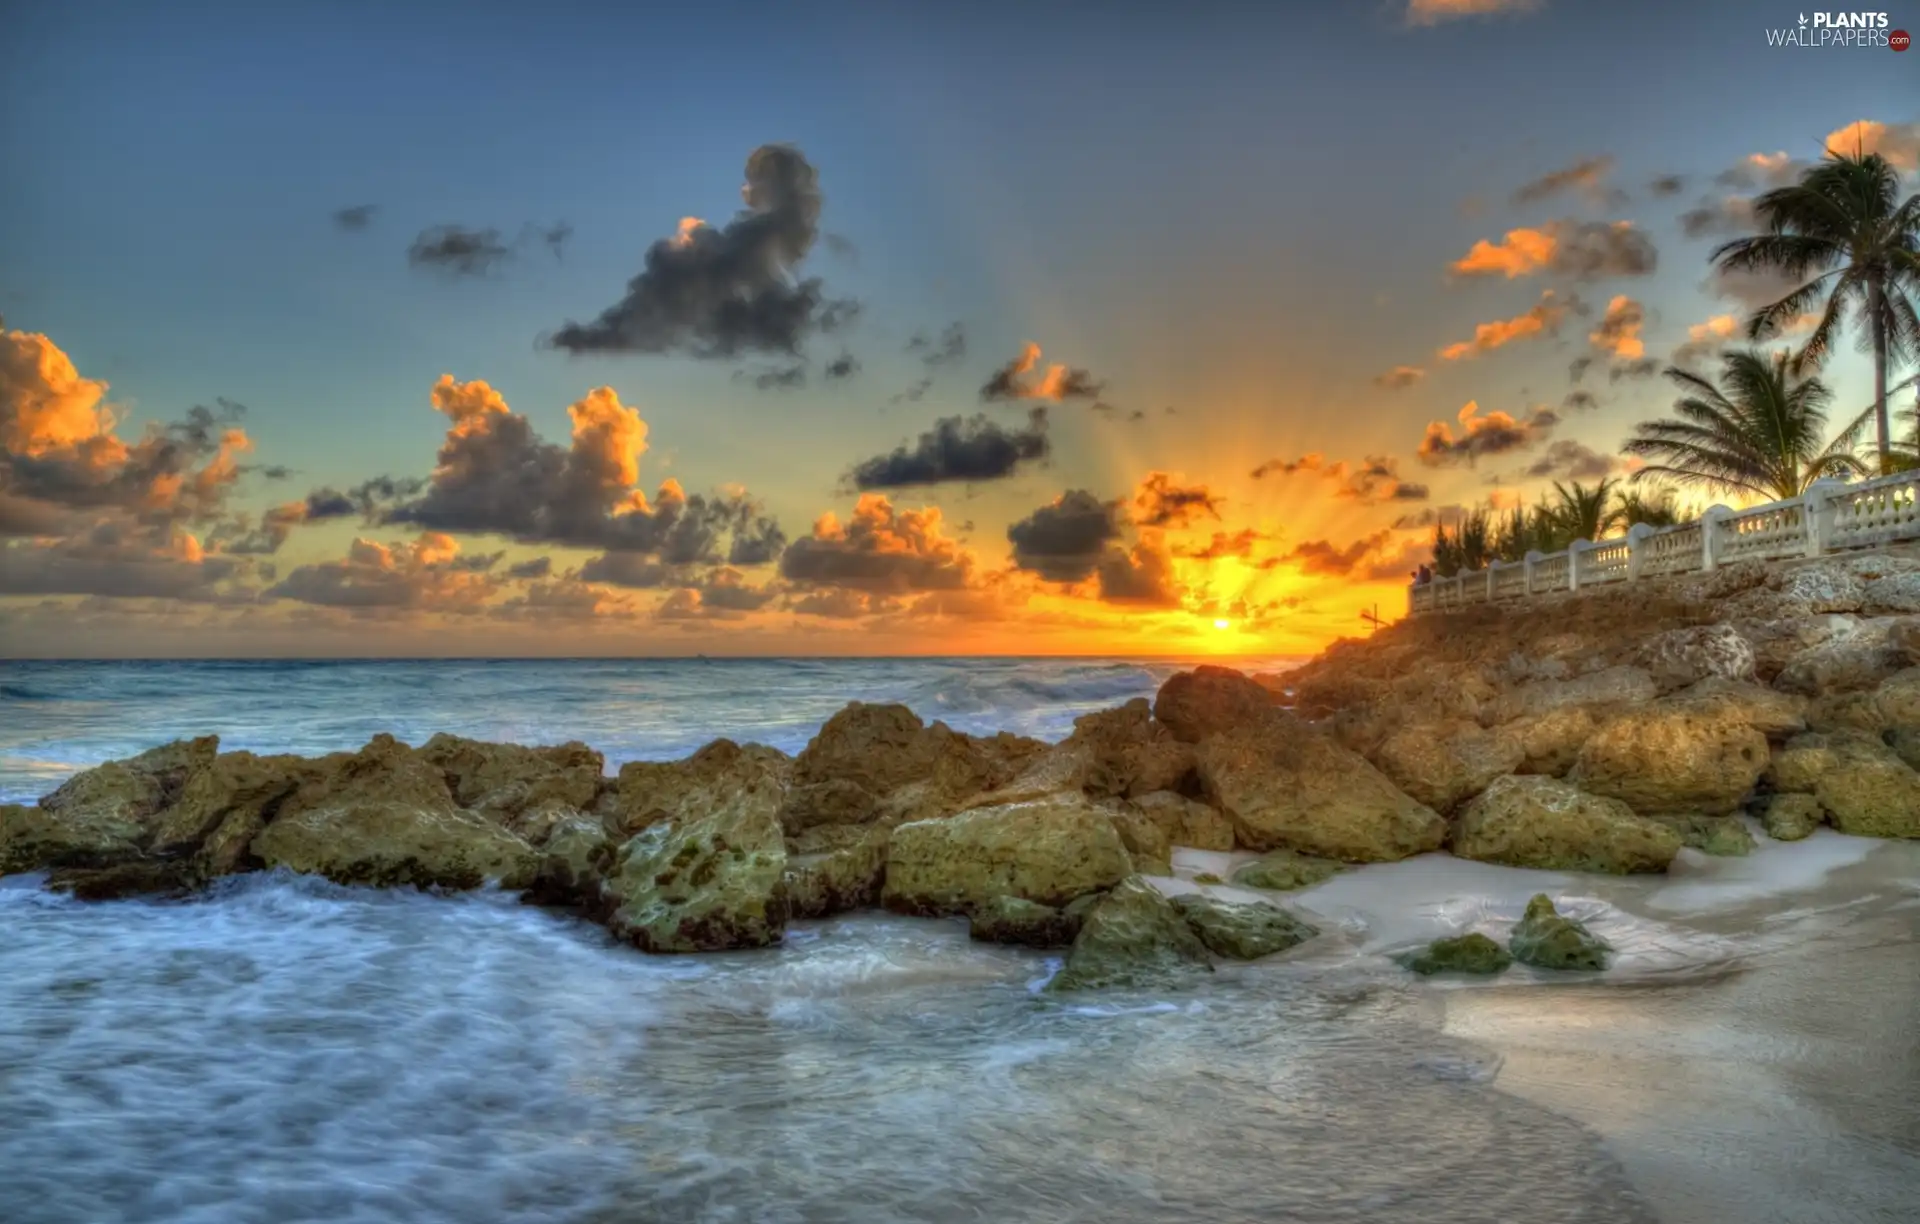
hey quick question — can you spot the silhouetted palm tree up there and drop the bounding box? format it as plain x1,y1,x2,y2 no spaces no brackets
1545,478,1622,543
1612,484,1688,529
1712,149,1920,470
1622,349,1867,503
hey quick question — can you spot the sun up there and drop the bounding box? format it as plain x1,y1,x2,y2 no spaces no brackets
1213,618,1232,630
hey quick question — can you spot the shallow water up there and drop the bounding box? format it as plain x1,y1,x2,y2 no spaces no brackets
2,659,1918,1223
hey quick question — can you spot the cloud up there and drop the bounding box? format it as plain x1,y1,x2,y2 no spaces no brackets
216,486,361,554
1284,530,1424,582
1130,472,1223,528
1449,220,1656,281
0,524,244,600
741,364,807,391
491,578,643,622
1095,538,1182,607
1007,489,1123,582
576,550,672,588
1250,452,1427,503
1563,389,1599,412
541,222,573,261
1391,505,1466,531
1520,439,1618,481
1715,152,1806,190
1512,155,1620,206
1416,401,1555,467
1608,358,1659,382
1569,355,1593,384
1648,175,1686,197
333,205,377,232
778,494,976,593
906,323,967,367
545,144,856,358
846,408,1050,490
979,342,1106,403
1588,295,1645,359
1672,314,1740,366
266,532,498,613
1437,290,1572,360
1174,529,1269,561
1705,264,1809,312
1679,195,1757,239
1372,365,1426,390
656,567,776,621
408,226,512,277
1822,120,1920,171
823,353,860,381
506,557,552,580
1406,0,1541,25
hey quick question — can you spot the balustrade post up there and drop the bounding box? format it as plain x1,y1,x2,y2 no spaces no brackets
1485,563,1498,602
1700,505,1732,570
1803,479,1846,558
1567,540,1589,592
1625,523,1654,581
1523,550,1541,596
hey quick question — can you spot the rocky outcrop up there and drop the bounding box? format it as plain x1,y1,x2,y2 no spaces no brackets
967,894,1092,947
1169,893,1317,960
521,815,613,907
616,739,792,837
1634,625,1757,695
3,737,221,876
881,794,1133,916
1399,933,1512,976
1509,894,1611,972
600,787,788,953
777,703,1042,830
148,750,310,878
1452,775,1683,874
1657,814,1756,856
1231,849,1344,891
418,734,603,821
1152,666,1276,743
1487,666,1656,727
1104,804,1173,875
1196,715,1445,862
1128,790,1235,851
782,824,889,919
251,734,537,890
1368,721,1523,814
1772,732,1920,839
1047,877,1213,992
1569,699,1768,817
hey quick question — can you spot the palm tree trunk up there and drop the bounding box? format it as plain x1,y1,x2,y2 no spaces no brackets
1872,278,1890,474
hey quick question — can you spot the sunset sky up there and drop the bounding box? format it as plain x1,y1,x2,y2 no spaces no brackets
1,0,1913,658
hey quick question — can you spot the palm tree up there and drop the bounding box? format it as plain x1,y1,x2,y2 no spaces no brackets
1711,149,1920,471
1544,478,1622,543
1612,483,1688,529
1622,349,1868,503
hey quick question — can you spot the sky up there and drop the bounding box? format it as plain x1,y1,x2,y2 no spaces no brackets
0,0,1914,658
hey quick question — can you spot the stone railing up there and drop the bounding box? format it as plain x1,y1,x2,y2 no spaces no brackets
1407,469,1920,616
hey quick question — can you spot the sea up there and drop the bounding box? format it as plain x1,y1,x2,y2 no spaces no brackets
2,657,1917,1224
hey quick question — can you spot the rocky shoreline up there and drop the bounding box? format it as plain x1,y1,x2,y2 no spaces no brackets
6,547,1919,991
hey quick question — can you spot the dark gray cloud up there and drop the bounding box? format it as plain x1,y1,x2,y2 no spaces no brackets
823,233,857,261
1417,404,1557,468
847,408,1050,490
1549,221,1658,280
1520,439,1618,481
408,226,512,277
1609,358,1660,382
1007,490,1123,582
333,205,377,232
1648,175,1686,197
506,556,553,580
1512,156,1621,206
541,222,573,261
1563,389,1599,412
978,343,1106,403
577,552,672,588
545,144,857,359
739,364,807,392
1130,472,1223,528
1569,356,1593,384
890,377,933,405
0,526,245,601
824,353,860,381
778,498,973,593
1679,195,1756,239
1095,540,1181,607
906,323,967,367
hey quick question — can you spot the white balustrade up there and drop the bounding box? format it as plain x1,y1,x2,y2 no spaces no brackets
1405,469,1920,617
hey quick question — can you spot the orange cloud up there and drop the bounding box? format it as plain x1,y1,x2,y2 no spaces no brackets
268,532,500,613
1450,227,1558,278
1130,472,1223,528
1449,220,1655,281
1250,453,1429,504
1437,291,1570,360
0,329,125,462
1406,0,1541,25
1373,365,1426,390
1824,120,1920,171
780,493,978,594
1588,295,1645,359
1417,401,1554,467
979,342,1105,402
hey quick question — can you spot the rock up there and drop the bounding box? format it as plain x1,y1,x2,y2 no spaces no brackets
1723,564,1864,619
1105,804,1173,875
1451,775,1684,874
1673,679,1807,740
1509,894,1611,972
1369,721,1523,814
1047,877,1214,992
1876,669,1920,729
782,823,889,919
1196,716,1445,862
1891,729,1920,773
1061,700,1197,797
1861,571,1920,615
1399,933,1512,976
1775,631,1909,697
1488,666,1656,728
1510,706,1600,776
780,704,1041,830
616,739,792,837
1169,893,1317,960
1570,700,1767,816
5,738,222,874
1191,872,1224,885
882,793,1133,916
600,788,788,953
1231,849,1345,891
968,895,1084,947
1152,666,1276,743
252,735,537,890
149,750,310,879
1129,790,1235,852
520,815,612,906
1773,732,1920,840
1634,625,1757,695
1737,615,1856,682
418,734,604,820
1762,793,1822,842
1805,691,1888,734
1656,814,1755,856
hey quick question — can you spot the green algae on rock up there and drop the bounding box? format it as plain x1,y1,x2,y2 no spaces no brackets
968,895,1085,948
1658,813,1756,857
1047,877,1213,992
1398,933,1513,976
783,823,890,920
1452,775,1684,875
1169,893,1318,960
600,798,787,953
882,793,1132,916
1190,872,1224,885
1509,894,1611,972
1762,793,1822,842
1230,848,1345,891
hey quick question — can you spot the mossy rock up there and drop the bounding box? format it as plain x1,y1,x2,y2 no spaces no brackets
1231,849,1344,892
1399,933,1512,976
1047,877,1213,992
1658,814,1755,857
1170,893,1317,960
1509,894,1611,972
1190,872,1224,885
1762,793,1822,842
968,895,1083,948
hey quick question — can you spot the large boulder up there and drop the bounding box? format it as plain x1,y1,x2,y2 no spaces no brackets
1368,721,1523,814
1195,716,1445,862
1104,803,1173,875
1057,699,1197,797
148,750,310,878
1672,679,1807,740
1876,668,1920,729
1128,790,1235,852
1736,615,1857,683
782,823,889,919
968,894,1091,948
779,703,1040,830
1487,666,1656,728
1452,775,1683,874
881,794,1132,916
4,738,221,874
1569,700,1768,816
1510,706,1601,777
1722,563,1864,619
1774,627,1910,697
1047,877,1214,992
1169,893,1317,960
417,734,603,820
1152,666,1276,743
1772,731,1920,840
1762,793,1822,842
616,739,792,837
1634,625,1757,694
251,734,537,890
520,815,613,907
600,787,788,952
1509,894,1612,971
